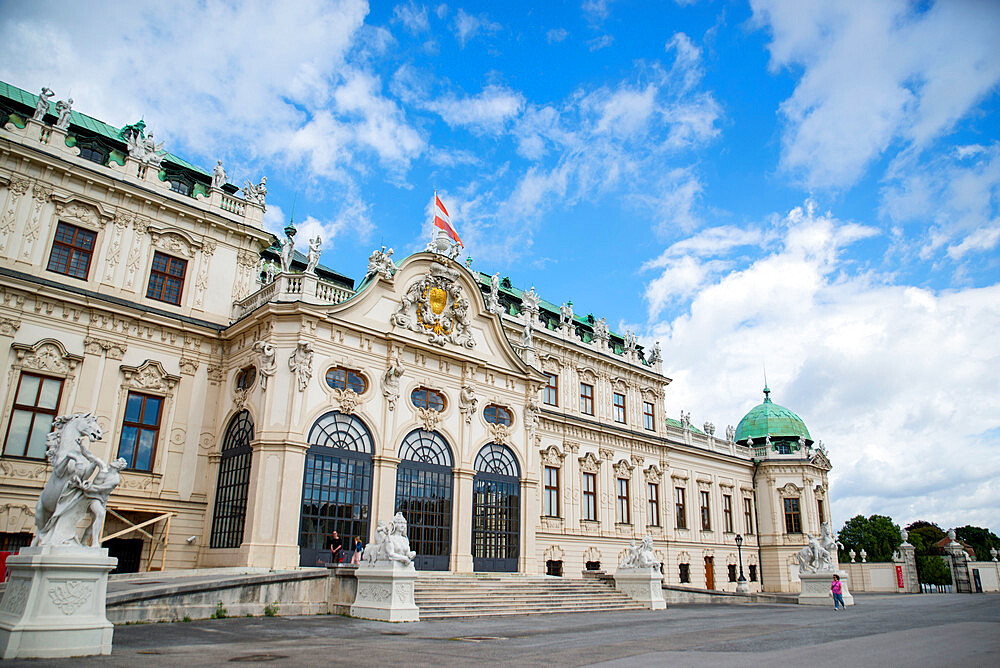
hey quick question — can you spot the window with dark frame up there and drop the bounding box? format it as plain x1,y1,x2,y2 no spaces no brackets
817,499,825,525
679,563,690,583
484,404,513,426
647,482,660,526
47,222,96,280
579,382,594,415
582,472,597,521
78,145,108,165
146,251,187,305
783,497,802,534
744,497,754,534
728,564,738,582
544,466,560,517
116,391,163,472
643,401,655,430
2,372,63,459
616,477,630,524
325,367,367,394
723,494,734,533
544,373,558,406
749,564,758,582
612,392,626,424
700,490,711,530
410,387,445,411
675,486,687,529
209,410,254,549
235,366,256,390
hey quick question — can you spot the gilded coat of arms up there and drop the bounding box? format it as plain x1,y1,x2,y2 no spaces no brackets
391,262,475,348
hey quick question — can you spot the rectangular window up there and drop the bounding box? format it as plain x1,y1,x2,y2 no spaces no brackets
117,392,163,471
544,466,560,517
47,222,96,280
647,482,660,526
2,372,63,459
674,486,687,530
749,564,758,582
612,392,626,424
744,498,754,535
146,251,187,305
579,382,594,415
582,472,597,521
783,497,802,534
700,490,711,531
679,563,690,583
728,564,738,583
817,499,825,525
643,401,655,431
616,478,630,524
723,494,734,533
544,373,558,406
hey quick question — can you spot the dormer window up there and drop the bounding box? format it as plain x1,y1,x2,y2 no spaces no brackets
411,387,445,411
326,367,367,394
483,404,512,426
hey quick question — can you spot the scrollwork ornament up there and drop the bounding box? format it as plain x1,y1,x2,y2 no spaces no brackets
391,262,475,348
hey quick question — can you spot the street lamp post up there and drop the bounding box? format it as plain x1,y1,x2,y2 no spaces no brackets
735,533,749,594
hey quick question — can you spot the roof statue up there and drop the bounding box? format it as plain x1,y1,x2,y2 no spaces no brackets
279,223,296,273
648,341,662,365
32,86,54,121
54,98,73,130
124,126,164,170
560,301,574,330
487,272,502,313
33,413,125,548
305,235,322,275
725,424,736,442
680,410,691,431
244,176,267,210
211,160,227,189
521,286,540,314
426,228,461,259
593,316,610,345
703,422,715,436
367,246,396,280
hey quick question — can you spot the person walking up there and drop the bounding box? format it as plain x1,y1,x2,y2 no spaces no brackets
831,574,845,610
351,537,363,564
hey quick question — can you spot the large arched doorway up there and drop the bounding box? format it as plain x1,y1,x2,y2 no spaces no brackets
209,410,254,549
299,411,374,567
472,442,521,572
395,429,453,571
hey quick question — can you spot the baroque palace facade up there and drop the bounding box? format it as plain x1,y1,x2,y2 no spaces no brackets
0,82,834,592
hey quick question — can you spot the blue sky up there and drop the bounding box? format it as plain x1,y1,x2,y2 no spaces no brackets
2,0,999,533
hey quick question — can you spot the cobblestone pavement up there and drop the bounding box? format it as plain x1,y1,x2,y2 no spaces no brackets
8,593,999,667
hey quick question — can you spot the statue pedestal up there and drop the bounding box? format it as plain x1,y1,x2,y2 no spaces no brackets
350,561,419,622
798,571,854,606
0,545,117,659
614,567,666,610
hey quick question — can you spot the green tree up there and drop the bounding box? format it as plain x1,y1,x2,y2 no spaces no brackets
954,526,1000,561
905,521,946,556
837,514,902,562
916,555,951,585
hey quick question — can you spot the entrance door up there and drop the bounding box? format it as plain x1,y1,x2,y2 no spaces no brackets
106,538,143,574
705,556,715,590
299,411,374,567
395,430,453,571
472,443,521,572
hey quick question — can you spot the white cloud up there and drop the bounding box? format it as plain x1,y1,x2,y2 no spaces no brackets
587,34,614,51
392,1,430,33
582,0,614,23
645,201,1000,529
451,8,500,47
546,28,569,44
427,85,526,133
751,0,1000,189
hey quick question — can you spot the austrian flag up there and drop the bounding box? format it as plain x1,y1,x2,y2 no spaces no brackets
433,193,463,247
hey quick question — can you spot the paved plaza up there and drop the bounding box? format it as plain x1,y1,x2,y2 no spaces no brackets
8,593,999,667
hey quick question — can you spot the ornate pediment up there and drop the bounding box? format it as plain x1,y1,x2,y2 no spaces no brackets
778,482,802,497
149,226,200,258
614,459,634,478
579,451,601,473
120,360,180,394
53,197,110,230
12,339,82,375
391,262,474,348
540,444,565,466
644,465,663,484
810,450,832,470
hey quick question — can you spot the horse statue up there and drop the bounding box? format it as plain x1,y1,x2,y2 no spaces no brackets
794,533,832,574
817,522,840,571
33,413,113,547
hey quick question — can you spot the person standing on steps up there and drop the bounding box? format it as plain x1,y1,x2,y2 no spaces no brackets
351,537,363,564
325,531,343,565
832,574,845,610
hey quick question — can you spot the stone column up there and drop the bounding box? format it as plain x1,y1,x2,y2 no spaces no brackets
944,543,972,593
451,469,475,572
521,478,539,574
899,543,919,593
372,456,400,537
599,447,614,532
241,439,308,569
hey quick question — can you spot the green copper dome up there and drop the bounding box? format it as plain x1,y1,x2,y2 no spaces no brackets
734,387,811,445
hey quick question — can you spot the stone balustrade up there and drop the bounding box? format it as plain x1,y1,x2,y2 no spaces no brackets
232,272,353,320
219,193,246,216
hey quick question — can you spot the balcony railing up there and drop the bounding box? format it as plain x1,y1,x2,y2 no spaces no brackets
232,272,353,320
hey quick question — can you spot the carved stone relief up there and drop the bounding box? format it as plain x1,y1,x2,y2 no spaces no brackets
54,200,107,230
579,451,601,473
540,444,565,466
486,421,511,445
614,459,634,478
0,175,31,253
120,360,180,394
12,339,82,375
416,407,441,432
20,182,53,259
288,343,314,391
391,262,475,348
332,388,360,414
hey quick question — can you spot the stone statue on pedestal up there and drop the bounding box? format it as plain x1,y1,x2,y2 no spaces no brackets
54,98,73,130
32,87,54,121
305,236,322,275
613,534,665,609
212,160,227,189
279,226,295,274
351,512,420,621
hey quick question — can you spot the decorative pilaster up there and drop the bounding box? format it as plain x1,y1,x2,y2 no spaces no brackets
0,176,31,255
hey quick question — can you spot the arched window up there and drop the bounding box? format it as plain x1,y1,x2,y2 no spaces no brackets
483,404,513,426
474,442,520,478
235,366,256,390
410,387,445,411
399,429,453,467
210,410,254,549
307,411,374,453
325,367,367,394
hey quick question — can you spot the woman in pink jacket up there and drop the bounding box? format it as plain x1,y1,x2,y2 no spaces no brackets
831,574,845,610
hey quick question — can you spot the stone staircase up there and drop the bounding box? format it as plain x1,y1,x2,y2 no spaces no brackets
414,573,647,619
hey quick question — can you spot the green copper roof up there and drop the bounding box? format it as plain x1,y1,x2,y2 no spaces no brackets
733,387,811,445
